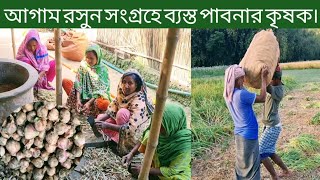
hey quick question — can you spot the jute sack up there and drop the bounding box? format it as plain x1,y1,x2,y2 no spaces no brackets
239,29,280,89
45,30,71,51
61,31,89,62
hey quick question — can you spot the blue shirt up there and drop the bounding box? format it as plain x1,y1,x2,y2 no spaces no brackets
226,88,258,140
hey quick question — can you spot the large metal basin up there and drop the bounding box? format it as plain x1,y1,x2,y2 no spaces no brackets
0,59,38,120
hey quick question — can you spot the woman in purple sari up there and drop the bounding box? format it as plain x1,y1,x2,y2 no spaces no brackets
17,29,56,90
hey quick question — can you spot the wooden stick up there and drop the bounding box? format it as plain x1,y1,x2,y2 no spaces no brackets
55,28,62,105
11,28,16,59
138,28,180,180
93,40,189,71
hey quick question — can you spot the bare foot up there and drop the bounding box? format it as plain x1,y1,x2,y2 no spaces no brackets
278,170,292,178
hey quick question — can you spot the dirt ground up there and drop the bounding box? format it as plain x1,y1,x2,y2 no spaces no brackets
192,83,320,180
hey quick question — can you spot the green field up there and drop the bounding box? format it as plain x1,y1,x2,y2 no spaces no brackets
279,134,320,171
192,67,320,83
192,66,226,79
191,67,230,157
191,67,305,157
191,77,232,157
283,69,320,83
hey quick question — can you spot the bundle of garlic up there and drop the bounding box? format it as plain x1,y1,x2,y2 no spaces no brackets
0,101,86,180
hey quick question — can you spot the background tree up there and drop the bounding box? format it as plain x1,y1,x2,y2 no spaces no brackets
192,29,320,67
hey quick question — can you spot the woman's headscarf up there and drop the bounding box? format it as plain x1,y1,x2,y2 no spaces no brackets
17,29,50,72
157,103,191,167
109,69,154,154
17,29,53,90
74,44,111,101
223,64,245,103
116,69,154,114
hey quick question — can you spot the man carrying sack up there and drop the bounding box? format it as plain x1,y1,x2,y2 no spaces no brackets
259,65,291,180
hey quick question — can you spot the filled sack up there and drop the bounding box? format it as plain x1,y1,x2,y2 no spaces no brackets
239,29,280,89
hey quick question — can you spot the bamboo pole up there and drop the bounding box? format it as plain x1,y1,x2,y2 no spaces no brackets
11,28,16,59
138,28,180,180
55,28,62,105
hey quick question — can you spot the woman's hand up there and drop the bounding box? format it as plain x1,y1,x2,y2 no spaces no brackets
130,164,141,176
76,100,83,113
95,120,121,131
82,98,95,114
95,121,108,130
82,101,91,114
38,71,46,80
122,152,134,167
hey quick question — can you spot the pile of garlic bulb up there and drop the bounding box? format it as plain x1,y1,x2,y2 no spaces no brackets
0,101,85,180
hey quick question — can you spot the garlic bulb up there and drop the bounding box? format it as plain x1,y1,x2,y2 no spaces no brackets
60,109,71,123
74,132,85,147
23,103,34,112
5,139,21,156
24,124,39,139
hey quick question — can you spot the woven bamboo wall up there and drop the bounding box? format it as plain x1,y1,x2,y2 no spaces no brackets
96,29,191,84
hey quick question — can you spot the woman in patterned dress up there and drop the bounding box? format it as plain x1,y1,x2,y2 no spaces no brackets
94,69,154,155
63,44,112,117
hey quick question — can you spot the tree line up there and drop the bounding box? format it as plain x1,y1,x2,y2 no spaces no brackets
191,29,320,67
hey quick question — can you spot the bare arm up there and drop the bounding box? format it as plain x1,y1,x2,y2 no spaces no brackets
95,118,120,131
95,113,110,122
76,91,81,103
76,91,82,112
149,168,163,176
122,142,141,166
255,66,268,103
87,98,95,105
131,142,141,156
104,123,121,131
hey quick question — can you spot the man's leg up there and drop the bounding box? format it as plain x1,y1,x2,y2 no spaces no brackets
261,156,279,180
270,153,291,177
